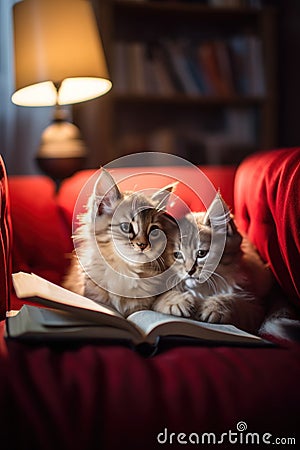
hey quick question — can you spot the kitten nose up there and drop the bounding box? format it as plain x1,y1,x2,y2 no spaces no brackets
188,265,196,276
136,242,147,251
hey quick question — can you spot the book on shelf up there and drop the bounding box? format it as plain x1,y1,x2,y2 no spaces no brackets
162,40,202,95
113,41,130,94
112,34,264,98
113,42,150,95
6,272,273,354
127,42,148,95
213,40,236,95
228,35,265,96
184,44,207,95
154,41,185,94
247,35,265,95
197,40,235,97
148,43,177,96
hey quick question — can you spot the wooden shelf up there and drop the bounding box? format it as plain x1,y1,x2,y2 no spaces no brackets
82,0,278,167
113,93,265,107
113,1,267,40
114,1,263,16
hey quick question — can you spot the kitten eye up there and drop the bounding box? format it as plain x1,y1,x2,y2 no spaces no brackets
173,251,184,260
120,222,132,234
149,225,161,238
197,249,208,259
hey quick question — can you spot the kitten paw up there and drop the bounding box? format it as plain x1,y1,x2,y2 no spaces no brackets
197,297,232,324
153,291,197,317
118,297,155,317
196,294,265,334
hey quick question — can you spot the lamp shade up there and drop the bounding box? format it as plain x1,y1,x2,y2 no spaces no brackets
11,0,112,106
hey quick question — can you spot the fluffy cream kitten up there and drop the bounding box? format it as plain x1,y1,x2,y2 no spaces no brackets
63,169,177,317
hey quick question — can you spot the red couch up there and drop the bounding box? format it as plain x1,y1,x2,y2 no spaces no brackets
0,149,300,450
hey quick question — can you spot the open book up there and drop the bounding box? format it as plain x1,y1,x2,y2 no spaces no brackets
7,272,272,353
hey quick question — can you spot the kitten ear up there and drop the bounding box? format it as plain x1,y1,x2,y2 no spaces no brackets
203,192,231,229
94,168,121,215
151,182,178,211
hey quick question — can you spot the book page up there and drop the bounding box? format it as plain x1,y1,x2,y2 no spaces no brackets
128,310,264,345
12,272,121,316
6,305,139,344
12,272,143,340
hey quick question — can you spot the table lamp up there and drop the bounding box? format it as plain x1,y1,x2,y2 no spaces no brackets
11,0,112,190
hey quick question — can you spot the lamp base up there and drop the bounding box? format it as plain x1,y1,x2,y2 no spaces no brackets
36,105,88,192
36,156,86,192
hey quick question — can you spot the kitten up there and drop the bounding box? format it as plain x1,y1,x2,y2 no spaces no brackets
153,193,274,334
63,168,177,317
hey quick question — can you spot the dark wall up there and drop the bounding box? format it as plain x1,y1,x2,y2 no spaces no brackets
277,0,300,147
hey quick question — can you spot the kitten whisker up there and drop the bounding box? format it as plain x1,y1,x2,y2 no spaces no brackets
157,255,166,271
180,233,189,239
149,256,164,272
165,272,181,290
131,194,138,215
200,269,230,295
191,270,216,294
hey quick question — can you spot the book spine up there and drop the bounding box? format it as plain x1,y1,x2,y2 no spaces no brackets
227,36,249,95
143,44,162,95
150,43,177,96
158,42,186,93
113,41,130,94
127,42,147,95
197,41,228,96
184,51,206,95
213,40,236,95
247,36,265,96
163,40,201,95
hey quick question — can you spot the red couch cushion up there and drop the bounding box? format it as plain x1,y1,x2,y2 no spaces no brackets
234,148,300,305
8,176,73,310
57,165,236,227
1,334,299,450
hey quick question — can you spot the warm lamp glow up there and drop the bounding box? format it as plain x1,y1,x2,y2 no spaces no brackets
11,0,112,107
11,0,113,189
58,77,112,105
11,81,57,107
11,77,112,107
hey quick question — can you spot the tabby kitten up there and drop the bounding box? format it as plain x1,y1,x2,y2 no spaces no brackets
63,169,177,317
153,193,273,334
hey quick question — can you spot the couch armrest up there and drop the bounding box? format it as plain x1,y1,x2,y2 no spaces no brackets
0,156,12,318
234,148,300,305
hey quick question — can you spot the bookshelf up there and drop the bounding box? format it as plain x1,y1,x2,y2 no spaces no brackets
84,0,278,167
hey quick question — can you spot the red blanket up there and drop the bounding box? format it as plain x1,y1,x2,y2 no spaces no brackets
235,148,300,306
